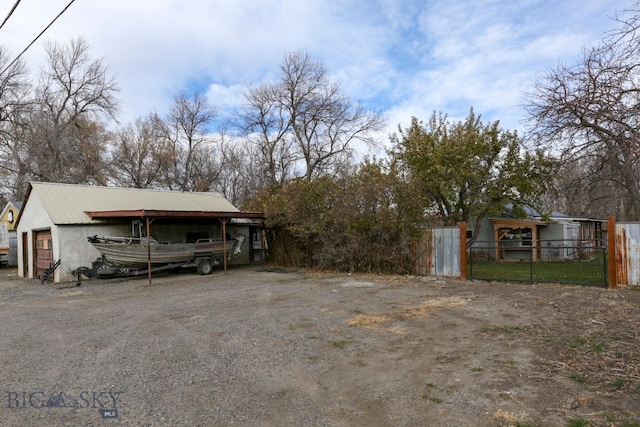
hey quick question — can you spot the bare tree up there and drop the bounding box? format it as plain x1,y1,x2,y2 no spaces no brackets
159,92,219,191
239,83,295,186
213,136,266,207
109,116,172,188
240,51,385,183
0,48,31,199
525,4,640,220
22,37,118,189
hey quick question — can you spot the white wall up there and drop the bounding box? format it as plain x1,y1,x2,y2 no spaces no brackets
16,190,54,280
57,224,127,282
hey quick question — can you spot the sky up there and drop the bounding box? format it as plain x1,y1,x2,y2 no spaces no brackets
0,0,629,155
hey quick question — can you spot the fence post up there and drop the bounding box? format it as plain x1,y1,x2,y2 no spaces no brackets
607,216,616,289
460,221,467,280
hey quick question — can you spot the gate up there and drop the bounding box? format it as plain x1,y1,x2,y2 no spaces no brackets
414,227,460,276
615,222,640,286
468,239,608,286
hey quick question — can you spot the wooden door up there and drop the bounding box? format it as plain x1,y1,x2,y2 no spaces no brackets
34,230,53,279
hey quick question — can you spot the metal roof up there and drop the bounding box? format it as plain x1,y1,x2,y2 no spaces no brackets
23,182,252,225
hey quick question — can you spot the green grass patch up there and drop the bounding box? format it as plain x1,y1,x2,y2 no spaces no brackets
468,253,606,285
421,383,443,403
591,342,608,353
567,418,591,427
569,371,587,384
611,377,625,389
567,336,587,350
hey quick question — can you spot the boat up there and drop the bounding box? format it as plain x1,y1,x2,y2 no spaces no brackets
87,234,246,267
78,233,247,279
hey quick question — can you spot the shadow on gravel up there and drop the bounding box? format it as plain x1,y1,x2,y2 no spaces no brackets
254,267,304,274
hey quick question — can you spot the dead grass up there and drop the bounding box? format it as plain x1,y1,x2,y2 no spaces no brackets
403,296,467,317
348,314,392,328
348,296,468,329
492,408,530,426
53,289,86,297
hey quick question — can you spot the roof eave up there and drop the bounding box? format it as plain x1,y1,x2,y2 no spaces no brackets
85,210,265,220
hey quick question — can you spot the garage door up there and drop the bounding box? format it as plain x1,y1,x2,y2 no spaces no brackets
35,230,53,279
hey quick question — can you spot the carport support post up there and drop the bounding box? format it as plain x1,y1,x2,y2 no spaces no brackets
607,216,616,289
460,221,467,280
147,217,152,286
221,218,228,275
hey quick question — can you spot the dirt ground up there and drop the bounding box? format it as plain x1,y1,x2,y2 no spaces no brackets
0,266,638,426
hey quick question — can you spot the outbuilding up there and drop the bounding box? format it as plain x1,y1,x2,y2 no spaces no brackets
16,182,265,283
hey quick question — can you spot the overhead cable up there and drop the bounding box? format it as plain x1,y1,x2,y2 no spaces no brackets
0,0,77,77
0,0,22,31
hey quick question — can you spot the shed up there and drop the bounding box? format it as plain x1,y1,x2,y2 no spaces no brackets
16,182,265,283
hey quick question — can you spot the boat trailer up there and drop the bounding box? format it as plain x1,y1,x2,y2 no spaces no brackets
72,253,223,285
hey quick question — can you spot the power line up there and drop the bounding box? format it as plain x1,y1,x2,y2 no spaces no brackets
0,0,22,31
0,0,77,77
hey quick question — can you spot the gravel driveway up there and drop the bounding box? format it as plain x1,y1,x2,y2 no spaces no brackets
1,266,638,426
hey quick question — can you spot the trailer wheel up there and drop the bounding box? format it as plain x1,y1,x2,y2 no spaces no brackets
96,267,118,277
197,258,213,275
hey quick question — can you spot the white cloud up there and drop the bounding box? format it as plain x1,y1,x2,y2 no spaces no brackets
0,0,623,142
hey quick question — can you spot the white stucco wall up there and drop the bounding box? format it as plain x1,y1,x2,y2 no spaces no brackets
16,190,54,280
57,224,127,282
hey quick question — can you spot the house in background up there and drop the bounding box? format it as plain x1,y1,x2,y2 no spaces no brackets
0,201,21,266
470,205,605,262
15,182,265,283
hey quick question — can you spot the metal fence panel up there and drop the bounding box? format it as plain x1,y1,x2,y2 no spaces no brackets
615,222,640,286
468,239,607,286
414,227,460,277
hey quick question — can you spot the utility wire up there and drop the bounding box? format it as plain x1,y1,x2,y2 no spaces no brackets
0,0,76,76
0,0,22,31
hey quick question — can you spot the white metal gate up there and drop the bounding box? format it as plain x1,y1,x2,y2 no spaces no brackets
414,227,460,277
615,222,640,286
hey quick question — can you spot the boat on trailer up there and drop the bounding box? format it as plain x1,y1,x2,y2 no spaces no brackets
81,234,246,279
87,235,244,265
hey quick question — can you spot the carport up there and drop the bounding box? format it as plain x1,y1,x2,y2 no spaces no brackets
16,182,265,283
86,209,265,284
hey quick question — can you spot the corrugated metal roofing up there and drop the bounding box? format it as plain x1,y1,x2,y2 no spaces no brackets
29,182,240,225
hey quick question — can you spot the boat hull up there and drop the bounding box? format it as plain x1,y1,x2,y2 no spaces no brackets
88,236,244,266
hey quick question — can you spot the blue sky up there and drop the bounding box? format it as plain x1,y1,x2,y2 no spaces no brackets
0,0,627,154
